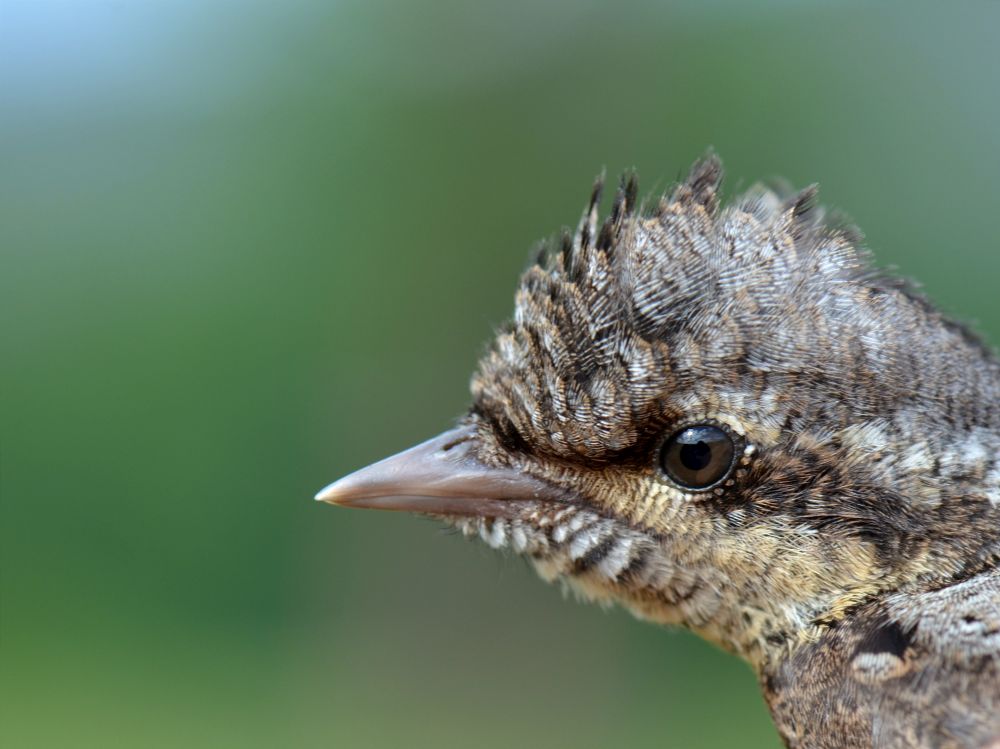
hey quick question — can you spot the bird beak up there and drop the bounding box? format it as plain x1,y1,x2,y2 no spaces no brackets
314,424,563,518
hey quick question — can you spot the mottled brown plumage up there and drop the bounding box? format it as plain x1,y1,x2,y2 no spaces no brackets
317,156,1000,748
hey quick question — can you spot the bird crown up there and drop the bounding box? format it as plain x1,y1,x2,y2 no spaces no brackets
472,156,996,465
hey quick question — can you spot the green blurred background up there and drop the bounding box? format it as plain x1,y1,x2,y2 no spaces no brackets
2,1,998,747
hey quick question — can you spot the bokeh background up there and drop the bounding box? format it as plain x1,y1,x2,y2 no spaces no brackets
3,1,998,747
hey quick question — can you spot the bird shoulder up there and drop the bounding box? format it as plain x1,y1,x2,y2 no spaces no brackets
763,569,1000,749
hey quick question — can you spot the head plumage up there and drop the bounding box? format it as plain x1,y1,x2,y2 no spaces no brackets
471,155,999,463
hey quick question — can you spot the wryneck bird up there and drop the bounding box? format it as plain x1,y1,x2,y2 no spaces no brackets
316,156,1000,749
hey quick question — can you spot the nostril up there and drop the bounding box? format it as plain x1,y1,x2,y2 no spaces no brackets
441,435,473,452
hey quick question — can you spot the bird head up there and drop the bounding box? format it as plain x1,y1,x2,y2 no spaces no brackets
317,156,1000,669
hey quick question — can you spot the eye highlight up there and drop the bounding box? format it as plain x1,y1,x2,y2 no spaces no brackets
659,424,736,490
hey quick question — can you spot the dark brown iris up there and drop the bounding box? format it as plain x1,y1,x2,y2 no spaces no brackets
659,425,736,490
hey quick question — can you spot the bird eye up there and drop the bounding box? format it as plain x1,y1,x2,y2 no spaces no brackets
659,425,736,490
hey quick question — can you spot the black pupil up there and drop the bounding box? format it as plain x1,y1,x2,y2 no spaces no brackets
659,424,736,490
679,440,712,470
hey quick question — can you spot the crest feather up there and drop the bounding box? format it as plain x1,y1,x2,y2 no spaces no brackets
471,156,999,462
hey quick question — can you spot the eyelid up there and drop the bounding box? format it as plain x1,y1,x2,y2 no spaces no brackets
655,418,744,456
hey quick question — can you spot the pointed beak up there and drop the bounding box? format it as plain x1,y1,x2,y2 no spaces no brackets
314,424,564,518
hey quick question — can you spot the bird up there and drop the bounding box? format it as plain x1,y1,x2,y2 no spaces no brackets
316,155,1000,748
